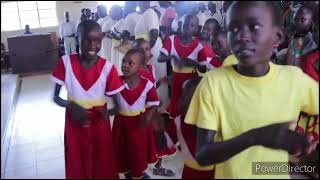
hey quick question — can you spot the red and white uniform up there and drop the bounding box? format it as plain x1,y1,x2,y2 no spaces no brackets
174,115,214,179
202,44,223,69
112,77,159,179
138,64,159,163
139,64,156,86
160,35,208,119
51,54,124,179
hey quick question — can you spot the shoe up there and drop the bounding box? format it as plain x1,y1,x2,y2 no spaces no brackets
124,172,131,179
143,172,151,179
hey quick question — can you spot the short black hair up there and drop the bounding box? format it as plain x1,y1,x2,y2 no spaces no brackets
205,18,221,31
183,14,198,32
133,38,148,49
296,4,315,21
228,1,282,28
77,20,101,45
124,48,146,65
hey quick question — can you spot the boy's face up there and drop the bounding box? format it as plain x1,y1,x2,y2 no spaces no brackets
201,23,217,40
213,33,229,57
121,53,143,78
80,28,102,60
226,2,279,67
294,9,313,35
184,16,199,36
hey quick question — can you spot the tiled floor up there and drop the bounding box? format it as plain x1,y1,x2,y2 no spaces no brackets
3,74,184,179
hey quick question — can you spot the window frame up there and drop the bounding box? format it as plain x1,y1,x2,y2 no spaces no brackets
1,1,58,31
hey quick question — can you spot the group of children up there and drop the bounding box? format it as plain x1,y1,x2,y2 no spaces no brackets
51,1,319,179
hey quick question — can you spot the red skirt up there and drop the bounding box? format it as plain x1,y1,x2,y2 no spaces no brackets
112,113,151,178
64,105,119,179
166,71,197,119
147,123,159,164
182,164,215,179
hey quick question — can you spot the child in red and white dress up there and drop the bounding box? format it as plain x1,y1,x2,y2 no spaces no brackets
199,18,222,70
158,14,208,119
158,14,209,146
134,39,176,177
51,20,124,179
176,77,215,179
112,49,159,179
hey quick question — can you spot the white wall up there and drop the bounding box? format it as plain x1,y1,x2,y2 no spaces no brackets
1,1,98,50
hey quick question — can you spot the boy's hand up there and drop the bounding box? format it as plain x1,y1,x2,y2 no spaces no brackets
140,112,148,126
98,106,110,119
67,102,88,125
248,121,311,155
197,64,207,73
140,110,154,126
171,56,184,69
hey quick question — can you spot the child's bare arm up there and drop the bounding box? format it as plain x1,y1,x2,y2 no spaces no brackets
107,95,119,116
174,57,207,73
195,128,254,166
195,121,311,166
141,106,157,126
53,83,70,108
53,83,88,124
149,29,159,48
158,53,171,63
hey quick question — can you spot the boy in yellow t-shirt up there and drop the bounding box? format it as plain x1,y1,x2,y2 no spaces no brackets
185,1,319,179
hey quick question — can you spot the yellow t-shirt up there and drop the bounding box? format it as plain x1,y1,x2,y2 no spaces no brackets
222,54,238,66
185,62,319,179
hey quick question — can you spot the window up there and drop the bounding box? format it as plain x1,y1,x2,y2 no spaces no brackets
1,1,58,31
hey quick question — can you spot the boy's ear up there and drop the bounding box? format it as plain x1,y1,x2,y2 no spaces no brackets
273,27,285,47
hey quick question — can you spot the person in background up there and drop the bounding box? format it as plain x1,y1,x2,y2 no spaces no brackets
75,14,88,53
84,8,92,19
81,8,86,15
99,5,122,61
286,5,317,66
92,12,99,22
135,1,169,117
1,43,11,73
199,18,222,70
24,24,32,34
207,1,223,27
110,5,125,73
284,1,304,38
121,1,140,43
159,1,176,42
97,5,110,27
171,1,187,35
59,12,77,55
220,1,233,29
212,30,232,65
196,2,211,34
